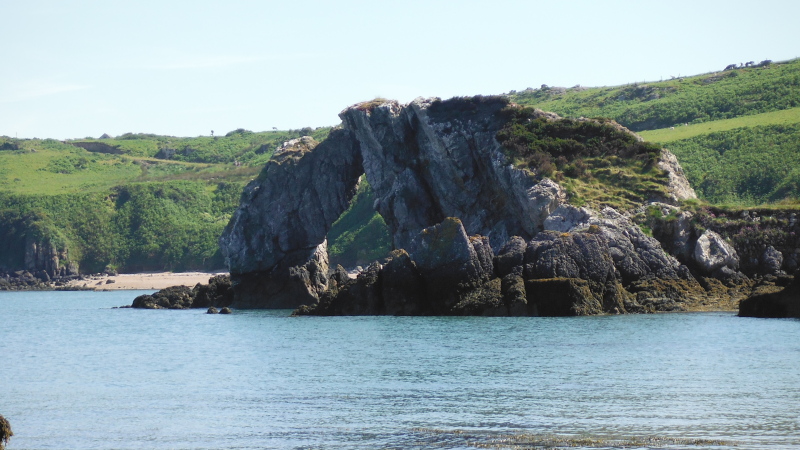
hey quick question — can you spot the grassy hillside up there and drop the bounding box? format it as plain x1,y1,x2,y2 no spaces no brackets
3,58,799,276
510,59,800,131
327,179,391,268
510,59,800,206
0,128,352,275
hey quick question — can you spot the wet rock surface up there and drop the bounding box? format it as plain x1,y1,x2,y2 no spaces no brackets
739,271,800,318
130,275,233,310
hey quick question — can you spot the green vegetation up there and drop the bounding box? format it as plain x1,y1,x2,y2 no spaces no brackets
496,106,669,210
0,128,342,274
0,182,234,273
327,178,392,268
510,59,800,131
71,127,331,166
655,124,800,204
510,59,800,207
638,107,800,143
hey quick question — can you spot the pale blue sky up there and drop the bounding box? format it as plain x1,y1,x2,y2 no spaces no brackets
2,0,798,139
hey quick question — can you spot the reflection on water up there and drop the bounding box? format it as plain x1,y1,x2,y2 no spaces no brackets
1,291,799,449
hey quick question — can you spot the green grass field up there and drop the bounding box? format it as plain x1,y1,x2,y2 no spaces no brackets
511,59,800,132
638,107,800,143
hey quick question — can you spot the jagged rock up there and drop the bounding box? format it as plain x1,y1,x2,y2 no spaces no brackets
340,97,566,251
495,236,527,278
132,275,233,309
192,275,234,308
299,261,382,316
524,230,616,283
380,250,427,315
207,307,219,314
220,130,363,308
231,242,330,308
740,271,800,318
645,204,696,263
693,230,739,276
542,205,593,232
760,246,784,275
409,218,496,312
525,278,604,316
221,96,701,312
132,285,194,309
657,149,698,203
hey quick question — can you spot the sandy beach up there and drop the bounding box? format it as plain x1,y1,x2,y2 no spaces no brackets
67,271,228,291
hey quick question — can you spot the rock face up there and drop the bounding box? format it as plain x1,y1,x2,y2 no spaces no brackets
657,149,698,202
131,275,233,309
739,270,800,318
340,97,566,251
221,96,709,312
693,230,740,277
219,131,363,307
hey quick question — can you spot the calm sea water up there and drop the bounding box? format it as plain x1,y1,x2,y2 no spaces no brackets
2,291,799,450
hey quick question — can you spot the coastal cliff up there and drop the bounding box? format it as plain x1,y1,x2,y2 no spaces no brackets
219,96,773,315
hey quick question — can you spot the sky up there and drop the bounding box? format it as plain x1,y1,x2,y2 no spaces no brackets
2,0,799,140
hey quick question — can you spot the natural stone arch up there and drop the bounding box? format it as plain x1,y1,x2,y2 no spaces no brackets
220,130,363,307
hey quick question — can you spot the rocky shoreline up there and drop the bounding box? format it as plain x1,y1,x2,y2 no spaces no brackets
0,270,88,291
130,96,798,318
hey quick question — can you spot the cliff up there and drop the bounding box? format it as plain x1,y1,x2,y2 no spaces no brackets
221,96,748,314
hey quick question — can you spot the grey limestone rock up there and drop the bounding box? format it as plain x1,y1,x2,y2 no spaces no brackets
340,97,565,251
219,130,362,308
409,218,495,311
760,246,784,275
693,230,739,276
656,149,698,203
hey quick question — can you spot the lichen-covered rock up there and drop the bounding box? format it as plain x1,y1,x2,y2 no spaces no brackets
494,236,527,278
693,230,739,276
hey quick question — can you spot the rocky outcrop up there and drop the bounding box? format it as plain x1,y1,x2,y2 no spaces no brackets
739,271,800,318
219,131,363,308
296,207,732,316
692,230,740,277
340,97,566,251
297,218,505,316
131,275,233,309
220,96,709,312
657,149,698,203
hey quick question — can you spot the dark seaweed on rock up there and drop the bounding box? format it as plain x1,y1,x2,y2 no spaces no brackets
0,414,12,450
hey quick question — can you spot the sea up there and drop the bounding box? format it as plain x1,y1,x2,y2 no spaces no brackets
2,290,799,450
